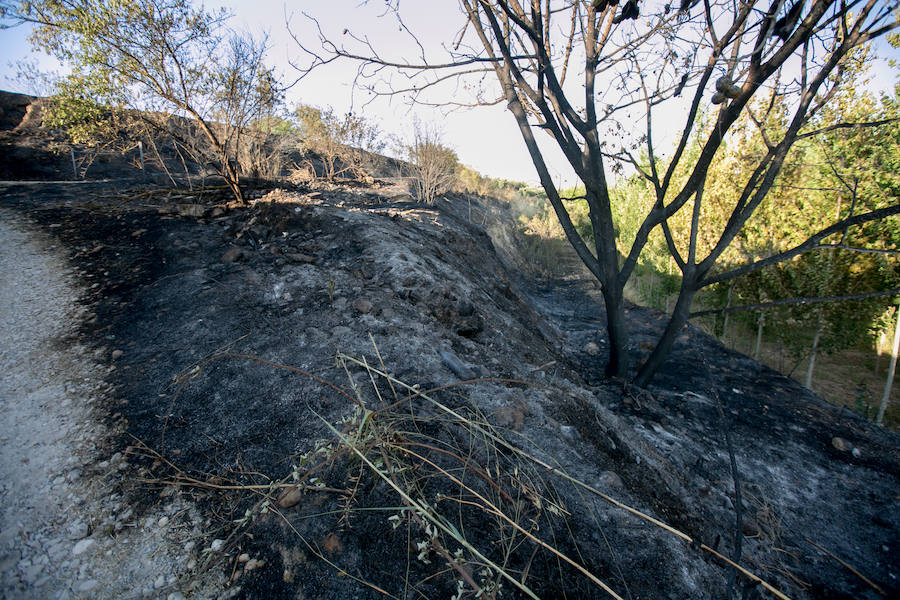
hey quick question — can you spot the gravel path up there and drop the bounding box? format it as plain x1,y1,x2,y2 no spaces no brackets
0,209,222,599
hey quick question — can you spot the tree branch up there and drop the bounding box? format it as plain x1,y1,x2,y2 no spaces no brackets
691,288,900,318
701,204,900,287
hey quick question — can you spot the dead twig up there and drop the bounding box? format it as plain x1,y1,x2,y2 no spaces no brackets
804,537,887,596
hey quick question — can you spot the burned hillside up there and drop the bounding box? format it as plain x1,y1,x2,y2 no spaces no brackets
1,169,897,600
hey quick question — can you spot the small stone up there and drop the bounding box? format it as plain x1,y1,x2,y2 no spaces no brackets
438,348,476,380
599,471,624,489
559,425,579,441
67,521,90,540
285,252,317,264
493,406,525,431
277,487,303,509
831,437,850,452
210,539,225,552
177,204,206,218
583,341,600,355
322,533,342,555
157,516,169,527
353,298,373,314
154,574,166,589
851,447,861,458
741,517,759,537
456,300,475,317
72,539,94,556
76,579,99,593
237,553,250,563
222,248,245,263
245,558,265,571
168,593,186,600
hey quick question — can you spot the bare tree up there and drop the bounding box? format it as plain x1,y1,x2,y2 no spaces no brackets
298,1,900,384
294,104,383,180
405,121,458,205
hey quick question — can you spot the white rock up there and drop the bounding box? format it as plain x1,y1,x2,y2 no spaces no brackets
210,539,225,552
76,579,99,592
157,516,170,527
72,539,94,556
67,521,90,540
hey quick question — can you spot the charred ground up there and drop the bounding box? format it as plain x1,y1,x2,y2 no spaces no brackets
1,91,897,600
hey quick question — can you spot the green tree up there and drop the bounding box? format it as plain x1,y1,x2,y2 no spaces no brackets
1,0,282,203
303,1,900,384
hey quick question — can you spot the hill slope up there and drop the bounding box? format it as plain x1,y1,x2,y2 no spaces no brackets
0,89,897,599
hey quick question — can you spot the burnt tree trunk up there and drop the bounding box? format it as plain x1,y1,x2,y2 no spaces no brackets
634,278,698,387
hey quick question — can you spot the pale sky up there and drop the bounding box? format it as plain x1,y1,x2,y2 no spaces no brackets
1,1,897,187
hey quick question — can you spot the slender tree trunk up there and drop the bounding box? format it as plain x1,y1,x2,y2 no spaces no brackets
754,313,764,361
721,284,733,342
634,281,697,387
875,330,886,375
604,282,630,378
193,113,245,204
805,311,824,389
877,306,900,425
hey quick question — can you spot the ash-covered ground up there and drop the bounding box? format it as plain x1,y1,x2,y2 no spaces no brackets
1,175,896,600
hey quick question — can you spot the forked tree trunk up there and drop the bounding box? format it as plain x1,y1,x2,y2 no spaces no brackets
634,281,698,387
603,282,630,378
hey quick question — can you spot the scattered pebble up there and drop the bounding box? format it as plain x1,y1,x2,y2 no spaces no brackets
72,539,95,556
76,579,99,593
353,297,373,314
599,470,624,489
831,437,850,452
222,247,245,263
210,539,225,552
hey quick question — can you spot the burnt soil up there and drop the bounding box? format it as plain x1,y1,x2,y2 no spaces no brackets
1,93,897,600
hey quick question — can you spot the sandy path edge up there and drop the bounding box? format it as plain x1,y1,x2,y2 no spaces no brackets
0,209,224,600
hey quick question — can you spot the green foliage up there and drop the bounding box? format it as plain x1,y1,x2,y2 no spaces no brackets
42,82,119,146
608,48,899,359
3,0,282,200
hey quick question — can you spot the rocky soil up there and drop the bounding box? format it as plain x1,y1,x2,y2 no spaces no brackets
0,90,897,600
